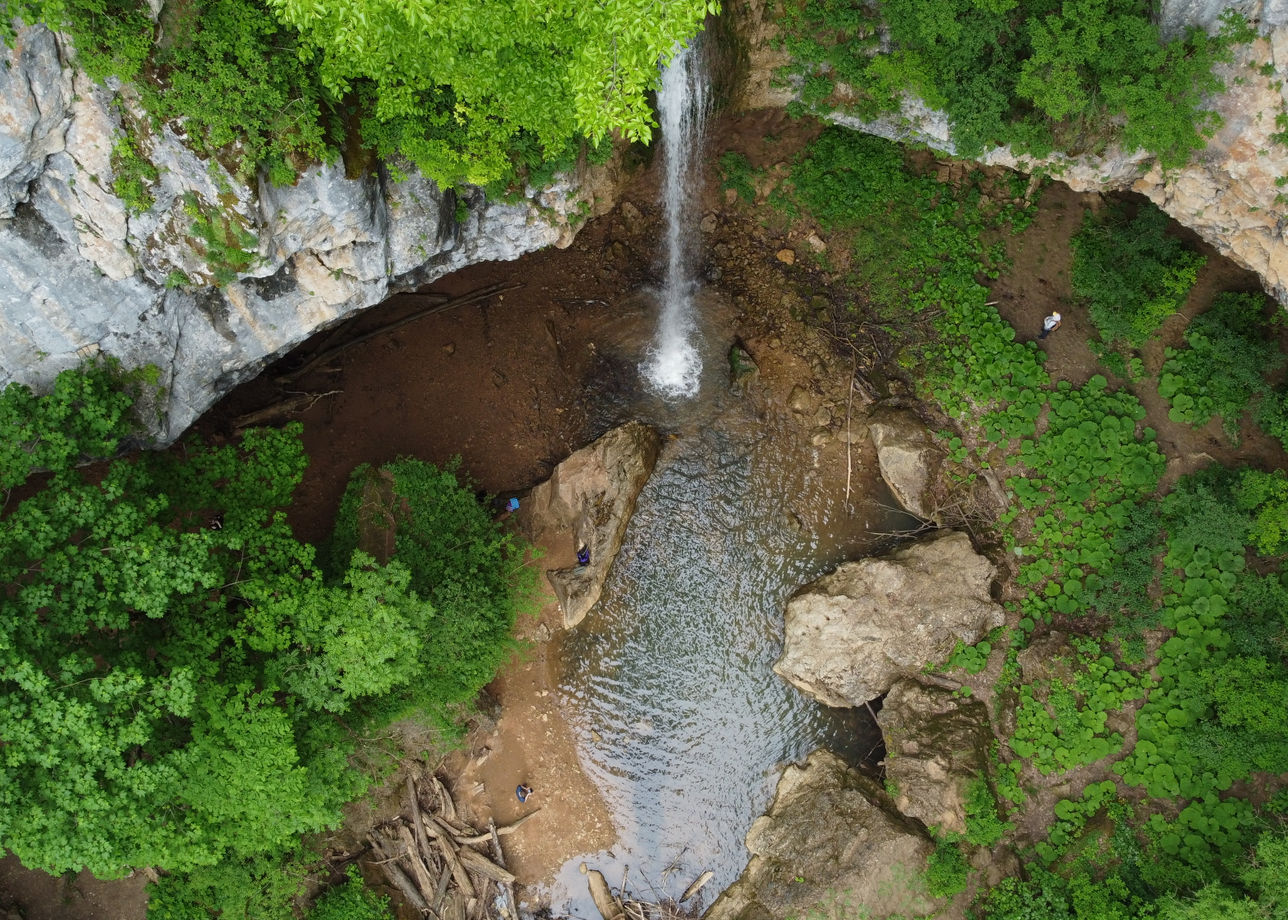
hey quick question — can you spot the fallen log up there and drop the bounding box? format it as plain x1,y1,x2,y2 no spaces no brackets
231,390,340,430
588,869,624,920
458,847,515,885
454,810,538,846
680,871,714,904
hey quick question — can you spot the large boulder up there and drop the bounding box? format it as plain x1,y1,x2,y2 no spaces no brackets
877,679,995,837
524,422,660,628
867,408,949,522
775,531,1003,707
706,749,937,920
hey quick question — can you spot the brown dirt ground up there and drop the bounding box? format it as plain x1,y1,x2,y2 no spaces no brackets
6,110,1287,919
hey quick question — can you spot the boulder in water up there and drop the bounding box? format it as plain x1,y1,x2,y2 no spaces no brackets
867,408,949,523
775,530,1002,707
525,422,660,628
706,749,937,920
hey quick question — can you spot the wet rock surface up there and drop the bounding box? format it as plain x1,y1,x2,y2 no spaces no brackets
522,421,661,628
867,407,949,523
775,530,1004,707
706,749,937,920
878,678,995,837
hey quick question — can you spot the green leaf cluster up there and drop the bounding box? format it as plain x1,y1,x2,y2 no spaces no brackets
1070,203,1205,348
775,0,1249,167
1009,642,1146,775
1158,292,1283,439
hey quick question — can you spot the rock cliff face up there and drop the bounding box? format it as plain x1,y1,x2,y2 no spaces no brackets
0,25,604,440
734,0,1288,306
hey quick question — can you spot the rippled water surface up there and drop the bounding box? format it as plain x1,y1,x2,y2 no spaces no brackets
542,365,916,915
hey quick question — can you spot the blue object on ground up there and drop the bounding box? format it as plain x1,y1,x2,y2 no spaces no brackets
516,783,532,803
506,498,520,512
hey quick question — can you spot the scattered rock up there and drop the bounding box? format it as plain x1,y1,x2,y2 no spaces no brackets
524,422,661,628
707,750,937,920
878,679,994,836
787,385,813,413
442,342,456,354
700,212,718,233
775,248,796,265
775,531,1003,707
867,407,950,523
805,232,827,253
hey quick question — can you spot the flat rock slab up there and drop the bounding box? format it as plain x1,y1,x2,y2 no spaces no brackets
707,749,936,920
867,407,948,523
775,530,1003,707
524,421,660,628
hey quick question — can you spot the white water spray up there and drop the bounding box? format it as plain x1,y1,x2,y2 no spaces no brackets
642,39,710,400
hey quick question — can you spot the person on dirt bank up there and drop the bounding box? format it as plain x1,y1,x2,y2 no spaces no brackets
516,783,533,803
1040,311,1062,339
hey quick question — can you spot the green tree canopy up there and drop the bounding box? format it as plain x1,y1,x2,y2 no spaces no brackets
0,367,533,879
266,0,719,185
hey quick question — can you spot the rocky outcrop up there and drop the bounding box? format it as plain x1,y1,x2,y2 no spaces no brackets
524,422,661,628
0,25,606,440
775,531,1003,707
867,408,948,523
877,679,994,837
706,749,936,920
732,0,1288,306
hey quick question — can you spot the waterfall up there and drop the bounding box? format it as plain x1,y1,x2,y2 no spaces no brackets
641,39,710,400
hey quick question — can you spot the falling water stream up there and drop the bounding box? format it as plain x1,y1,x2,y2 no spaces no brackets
641,40,710,399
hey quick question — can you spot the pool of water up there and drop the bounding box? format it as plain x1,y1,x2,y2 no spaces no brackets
537,311,918,914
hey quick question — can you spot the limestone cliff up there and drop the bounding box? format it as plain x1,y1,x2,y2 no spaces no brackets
0,25,607,440
735,0,1288,305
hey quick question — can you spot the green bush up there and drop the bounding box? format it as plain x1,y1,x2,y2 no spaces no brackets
308,866,393,920
1071,203,1205,348
925,840,970,898
327,458,541,719
1158,292,1282,439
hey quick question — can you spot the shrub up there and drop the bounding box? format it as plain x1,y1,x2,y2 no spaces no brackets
1071,203,1205,348
1157,292,1282,439
925,840,970,898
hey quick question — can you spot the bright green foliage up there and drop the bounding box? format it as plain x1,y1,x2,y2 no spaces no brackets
145,845,315,920
308,866,394,920
1071,203,1206,348
962,775,1011,847
776,0,1246,166
0,371,532,880
1233,468,1288,555
948,638,993,674
0,357,149,490
267,0,718,186
6,0,152,82
327,458,541,719
1010,641,1146,774
925,840,970,898
111,133,160,214
144,0,331,183
719,151,758,204
1158,292,1283,439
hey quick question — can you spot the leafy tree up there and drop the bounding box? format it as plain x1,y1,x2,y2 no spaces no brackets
266,0,719,186
0,368,532,881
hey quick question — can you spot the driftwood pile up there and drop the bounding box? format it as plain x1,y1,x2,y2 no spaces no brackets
585,867,713,920
366,775,533,920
